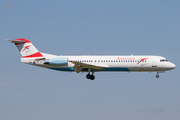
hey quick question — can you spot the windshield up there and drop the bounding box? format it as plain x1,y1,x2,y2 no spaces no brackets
160,59,168,62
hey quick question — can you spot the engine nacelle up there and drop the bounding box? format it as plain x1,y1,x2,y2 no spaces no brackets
44,57,68,65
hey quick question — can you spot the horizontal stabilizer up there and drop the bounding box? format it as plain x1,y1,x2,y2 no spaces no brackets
5,39,27,43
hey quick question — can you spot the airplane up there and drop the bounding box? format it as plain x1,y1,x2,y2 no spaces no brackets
6,38,176,80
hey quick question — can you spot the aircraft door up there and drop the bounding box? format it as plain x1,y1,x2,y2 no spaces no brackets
152,59,157,67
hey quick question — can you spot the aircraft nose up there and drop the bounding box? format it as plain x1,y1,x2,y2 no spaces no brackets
170,63,176,70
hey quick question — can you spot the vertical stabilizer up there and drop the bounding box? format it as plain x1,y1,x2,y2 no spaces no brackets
6,38,43,58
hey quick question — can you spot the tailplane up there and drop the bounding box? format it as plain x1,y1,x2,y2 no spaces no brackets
6,38,43,58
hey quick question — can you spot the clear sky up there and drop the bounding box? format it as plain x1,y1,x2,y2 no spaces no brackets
0,0,180,120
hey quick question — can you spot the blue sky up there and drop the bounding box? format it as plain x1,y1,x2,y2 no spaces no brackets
0,0,180,120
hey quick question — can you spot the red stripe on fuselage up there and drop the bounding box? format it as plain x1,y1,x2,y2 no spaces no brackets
22,52,43,58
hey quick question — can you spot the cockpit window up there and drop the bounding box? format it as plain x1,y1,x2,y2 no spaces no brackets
160,59,168,62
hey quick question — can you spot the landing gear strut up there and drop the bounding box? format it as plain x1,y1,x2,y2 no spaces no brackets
156,72,159,78
86,72,95,80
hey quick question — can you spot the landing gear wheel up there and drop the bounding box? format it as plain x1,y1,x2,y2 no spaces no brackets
156,75,159,78
86,74,91,79
90,75,95,80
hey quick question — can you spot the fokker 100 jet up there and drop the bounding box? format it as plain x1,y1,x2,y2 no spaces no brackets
6,38,176,80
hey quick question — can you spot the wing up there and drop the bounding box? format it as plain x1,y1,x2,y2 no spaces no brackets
69,61,108,73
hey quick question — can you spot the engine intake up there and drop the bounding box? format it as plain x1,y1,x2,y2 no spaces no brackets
44,57,68,65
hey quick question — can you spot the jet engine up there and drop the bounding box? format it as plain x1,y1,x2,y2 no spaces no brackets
44,57,68,65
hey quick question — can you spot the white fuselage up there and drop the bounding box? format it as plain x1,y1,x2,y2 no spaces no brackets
7,38,176,79
21,55,175,72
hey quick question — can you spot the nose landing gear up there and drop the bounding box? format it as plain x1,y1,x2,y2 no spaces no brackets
156,74,159,78
155,71,165,78
86,72,95,80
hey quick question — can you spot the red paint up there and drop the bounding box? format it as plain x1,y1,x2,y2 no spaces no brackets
22,45,31,52
137,58,148,64
22,52,43,58
117,57,135,60
14,38,31,45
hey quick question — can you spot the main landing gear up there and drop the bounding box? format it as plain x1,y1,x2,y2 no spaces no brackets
86,72,95,80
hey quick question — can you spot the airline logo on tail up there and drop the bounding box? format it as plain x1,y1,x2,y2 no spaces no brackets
6,38,44,58
22,45,31,52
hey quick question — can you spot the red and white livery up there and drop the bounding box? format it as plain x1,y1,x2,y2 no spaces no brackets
6,38,176,80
